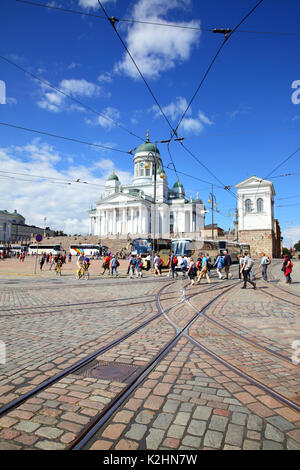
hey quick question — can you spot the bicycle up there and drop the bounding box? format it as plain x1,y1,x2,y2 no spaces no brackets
76,262,90,280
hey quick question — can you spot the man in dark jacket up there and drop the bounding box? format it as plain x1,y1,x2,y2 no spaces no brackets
223,250,232,279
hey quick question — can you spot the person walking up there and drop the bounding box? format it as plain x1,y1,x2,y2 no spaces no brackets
258,252,270,281
153,253,162,277
145,253,151,271
197,253,211,284
170,251,179,279
136,255,143,278
181,256,188,278
110,256,119,277
240,251,256,289
188,258,197,286
237,254,244,280
282,255,293,284
40,253,46,271
214,252,225,279
223,250,232,279
102,254,110,275
129,254,136,278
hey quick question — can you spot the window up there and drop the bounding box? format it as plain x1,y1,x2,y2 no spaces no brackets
145,167,151,176
245,199,252,213
257,198,263,213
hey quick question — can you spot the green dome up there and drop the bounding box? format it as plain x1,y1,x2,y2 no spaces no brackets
173,180,184,189
135,130,160,155
107,170,119,181
136,142,160,154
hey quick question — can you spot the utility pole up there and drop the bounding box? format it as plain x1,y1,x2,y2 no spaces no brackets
208,185,218,240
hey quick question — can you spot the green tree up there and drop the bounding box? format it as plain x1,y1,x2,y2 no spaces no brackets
294,240,300,252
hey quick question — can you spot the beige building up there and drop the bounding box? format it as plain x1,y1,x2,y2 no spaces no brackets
235,176,281,257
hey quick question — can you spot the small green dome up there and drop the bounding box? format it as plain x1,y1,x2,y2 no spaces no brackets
107,170,119,181
135,130,160,155
173,180,184,189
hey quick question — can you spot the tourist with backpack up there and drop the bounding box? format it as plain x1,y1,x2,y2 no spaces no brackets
129,254,136,278
197,253,211,284
188,258,198,286
241,251,256,289
258,252,271,281
102,254,110,275
214,252,225,280
136,256,143,278
223,250,232,279
282,255,293,284
181,256,188,278
153,253,162,277
170,251,178,279
111,256,119,277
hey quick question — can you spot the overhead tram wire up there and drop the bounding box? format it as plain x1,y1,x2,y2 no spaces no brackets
0,55,144,143
169,1,265,202
16,1,300,37
0,170,107,189
0,122,131,155
96,0,179,142
251,147,300,207
172,0,265,140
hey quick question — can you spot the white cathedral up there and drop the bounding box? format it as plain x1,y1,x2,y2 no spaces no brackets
89,132,205,239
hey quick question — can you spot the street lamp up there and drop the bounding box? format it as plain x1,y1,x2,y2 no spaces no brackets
208,185,218,240
145,152,166,262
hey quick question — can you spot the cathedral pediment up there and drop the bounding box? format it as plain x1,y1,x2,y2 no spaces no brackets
98,192,144,205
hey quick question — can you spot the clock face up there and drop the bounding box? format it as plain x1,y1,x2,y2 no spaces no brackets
140,162,144,168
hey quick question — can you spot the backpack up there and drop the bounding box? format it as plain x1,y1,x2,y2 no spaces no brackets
158,258,163,267
266,256,271,264
173,256,178,265
196,260,201,269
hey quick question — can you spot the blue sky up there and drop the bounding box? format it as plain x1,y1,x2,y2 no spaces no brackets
0,0,299,245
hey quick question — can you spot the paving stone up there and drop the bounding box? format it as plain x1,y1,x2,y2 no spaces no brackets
231,412,247,426
225,424,244,447
187,419,207,437
203,430,223,449
125,423,147,440
173,412,190,427
266,415,296,432
35,426,64,439
167,425,185,439
192,405,212,421
286,438,300,450
162,400,180,414
247,415,263,431
146,429,165,450
35,440,65,450
262,440,283,450
13,420,40,433
209,415,228,432
135,410,154,425
182,435,201,448
152,413,173,430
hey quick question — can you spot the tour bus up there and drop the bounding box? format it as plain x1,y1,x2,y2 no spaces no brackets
28,244,62,255
69,244,101,257
171,238,242,268
130,238,171,267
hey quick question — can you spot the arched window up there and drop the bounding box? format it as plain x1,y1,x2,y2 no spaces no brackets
245,199,252,213
257,198,263,213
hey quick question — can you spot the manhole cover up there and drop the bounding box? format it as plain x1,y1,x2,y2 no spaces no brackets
74,360,139,382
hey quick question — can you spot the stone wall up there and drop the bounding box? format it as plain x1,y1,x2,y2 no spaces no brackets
238,229,276,258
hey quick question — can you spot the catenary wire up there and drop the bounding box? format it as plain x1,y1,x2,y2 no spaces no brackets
96,0,178,139
0,122,131,155
173,0,265,138
0,55,145,143
15,1,300,37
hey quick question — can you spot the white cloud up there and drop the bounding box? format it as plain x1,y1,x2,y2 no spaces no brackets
0,140,132,234
114,0,201,80
78,0,116,8
37,78,105,113
151,96,213,135
96,106,121,130
98,72,113,84
282,226,300,247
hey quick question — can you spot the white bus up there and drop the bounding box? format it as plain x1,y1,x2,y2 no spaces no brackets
171,238,241,267
28,244,62,255
69,244,100,257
